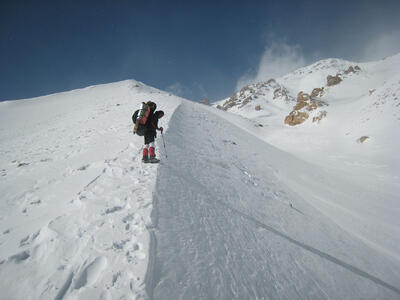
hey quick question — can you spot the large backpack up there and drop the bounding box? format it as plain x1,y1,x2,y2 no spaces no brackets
132,109,145,136
132,101,156,136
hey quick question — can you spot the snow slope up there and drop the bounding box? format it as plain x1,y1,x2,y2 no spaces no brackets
216,53,400,173
213,53,400,273
273,53,400,170
147,101,400,299
0,80,182,299
1,54,400,299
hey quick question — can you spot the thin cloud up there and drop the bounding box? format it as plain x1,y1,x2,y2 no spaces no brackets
236,41,306,90
166,82,184,97
166,81,208,101
361,30,400,62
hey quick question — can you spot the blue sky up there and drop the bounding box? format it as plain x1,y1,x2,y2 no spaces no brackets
1,0,400,102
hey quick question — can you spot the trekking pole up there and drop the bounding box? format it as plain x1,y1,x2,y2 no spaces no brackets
161,132,168,158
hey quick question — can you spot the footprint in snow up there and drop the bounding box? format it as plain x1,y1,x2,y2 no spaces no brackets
40,158,52,163
17,162,30,167
78,164,90,171
19,229,41,247
126,243,146,263
104,206,123,215
223,139,237,145
30,199,41,205
74,256,108,290
8,250,30,264
112,239,130,251
122,213,145,233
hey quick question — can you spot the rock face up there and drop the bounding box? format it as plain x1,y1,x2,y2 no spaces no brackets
219,79,294,111
358,136,369,143
293,92,309,110
327,65,361,87
273,84,291,101
344,65,361,74
284,91,328,126
344,66,355,74
297,91,310,102
284,111,309,126
327,74,342,86
311,87,325,98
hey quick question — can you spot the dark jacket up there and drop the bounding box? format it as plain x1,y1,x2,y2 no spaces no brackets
145,113,160,138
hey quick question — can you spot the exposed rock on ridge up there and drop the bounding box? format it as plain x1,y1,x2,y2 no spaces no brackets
217,79,294,111
284,91,328,126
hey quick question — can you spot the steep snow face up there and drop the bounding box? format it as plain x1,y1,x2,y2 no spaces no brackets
147,101,400,299
208,54,400,291
0,80,182,300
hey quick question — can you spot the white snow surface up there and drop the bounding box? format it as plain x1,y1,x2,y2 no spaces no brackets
1,54,400,299
0,80,181,300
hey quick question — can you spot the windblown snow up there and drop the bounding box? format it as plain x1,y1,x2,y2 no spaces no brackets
1,54,399,299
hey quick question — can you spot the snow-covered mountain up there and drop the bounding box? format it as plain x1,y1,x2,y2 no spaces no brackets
1,54,399,299
215,53,400,171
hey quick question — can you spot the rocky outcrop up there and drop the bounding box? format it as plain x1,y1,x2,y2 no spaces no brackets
273,85,292,102
327,74,342,86
297,91,310,102
311,87,324,98
327,65,361,87
292,92,309,110
284,111,309,126
284,91,328,126
344,65,361,74
286,65,362,125
358,136,369,143
219,79,294,111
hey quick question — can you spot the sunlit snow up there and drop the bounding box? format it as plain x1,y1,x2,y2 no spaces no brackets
1,54,399,299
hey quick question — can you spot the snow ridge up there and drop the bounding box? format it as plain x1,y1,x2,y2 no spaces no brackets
145,101,400,299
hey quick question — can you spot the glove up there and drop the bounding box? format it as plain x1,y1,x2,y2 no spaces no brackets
159,127,164,133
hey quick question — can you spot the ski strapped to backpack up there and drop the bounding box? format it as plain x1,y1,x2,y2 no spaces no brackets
132,101,157,135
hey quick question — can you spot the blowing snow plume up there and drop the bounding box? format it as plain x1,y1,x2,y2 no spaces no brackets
236,41,306,90
361,30,400,62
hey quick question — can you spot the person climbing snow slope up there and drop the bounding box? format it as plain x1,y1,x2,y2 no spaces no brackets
143,110,164,163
